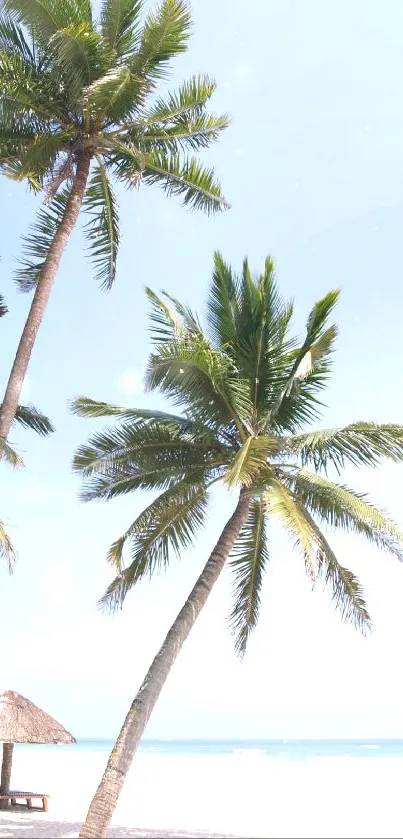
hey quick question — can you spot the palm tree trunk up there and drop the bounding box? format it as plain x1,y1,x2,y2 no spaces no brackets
0,150,92,444
0,743,14,810
79,490,250,839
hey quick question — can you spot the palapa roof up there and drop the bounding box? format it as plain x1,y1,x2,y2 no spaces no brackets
0,690,75,745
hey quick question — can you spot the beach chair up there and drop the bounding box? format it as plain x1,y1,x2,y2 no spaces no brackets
0,791,49,811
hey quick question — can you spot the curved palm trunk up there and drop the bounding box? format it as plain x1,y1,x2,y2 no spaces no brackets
79,491,250,839
0,151,92,443
0,743,14,810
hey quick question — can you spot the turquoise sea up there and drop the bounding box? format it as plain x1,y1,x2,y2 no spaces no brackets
22,736,403,759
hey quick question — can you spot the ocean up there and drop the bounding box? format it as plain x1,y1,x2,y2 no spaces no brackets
11,739,403,837
22,736,403,758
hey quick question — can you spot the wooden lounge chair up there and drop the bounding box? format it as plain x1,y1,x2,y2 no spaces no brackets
0,791,49,811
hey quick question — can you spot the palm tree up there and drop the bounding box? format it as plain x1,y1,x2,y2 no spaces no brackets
0,0,229,442
72,253,403,838
0,294,53,567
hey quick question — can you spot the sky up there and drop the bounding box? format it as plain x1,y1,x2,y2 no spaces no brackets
2,0,403,741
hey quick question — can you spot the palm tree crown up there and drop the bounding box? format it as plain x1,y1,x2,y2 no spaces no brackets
0,0,229,291
73,254,403,654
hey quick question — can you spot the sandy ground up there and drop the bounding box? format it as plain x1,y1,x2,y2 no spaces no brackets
0,748,238,838
0,809,233,839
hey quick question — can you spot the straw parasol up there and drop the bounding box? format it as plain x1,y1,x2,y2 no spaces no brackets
0,690,75,808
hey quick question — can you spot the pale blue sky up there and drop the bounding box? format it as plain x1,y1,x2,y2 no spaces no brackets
2,0,403,740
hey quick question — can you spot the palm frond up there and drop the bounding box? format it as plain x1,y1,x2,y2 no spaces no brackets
224,436,281,488
113,145,228,213
14,404,54,435
71,395,194,429
294,501,371,633
229,498,267,656
0,95,49,143
207,251,241,348
0,435,23,468
74,423,224,503
162,292,202,334
0,48,69,125
269,290,340,427
287,423,403,473
141,74,217,124
145,335,253,431
100,480,208,611
131,0,191,84
0,14,35,62
0,294,8,317
140,112,229,153
83,160,119,289
49,23,110,101
145,286,186,341
7,130,71,186
101,0,142,57
82,66,145,123
266,477,317,582
14,186,70,292
3,0,93,51
0,519,16,572
279,466,403,562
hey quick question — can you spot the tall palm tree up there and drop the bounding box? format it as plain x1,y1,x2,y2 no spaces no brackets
72,253,403,838
0,293,53,567
0,0,229,442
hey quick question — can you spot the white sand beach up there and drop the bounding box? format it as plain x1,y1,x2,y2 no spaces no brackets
2,744,403,838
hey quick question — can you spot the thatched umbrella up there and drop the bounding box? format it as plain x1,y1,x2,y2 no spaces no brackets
0,690,75,808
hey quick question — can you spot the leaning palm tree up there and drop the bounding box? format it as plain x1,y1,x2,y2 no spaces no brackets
1,293,53,567
0,0,229,442
72,253,403,838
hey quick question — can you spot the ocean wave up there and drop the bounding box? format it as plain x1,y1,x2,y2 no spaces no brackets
361,744,382,750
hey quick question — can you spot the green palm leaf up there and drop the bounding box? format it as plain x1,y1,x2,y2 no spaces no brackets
73,418,225,496
101,0,142,56
141,75,217,125
145,287,186,341
83,161,119,289
132,0,191,83
269,290,340,427
82,66,145,123
225,436,281,488
206,251,241,348
229,499,268,656
112,144,228,213
71,395,195,429
0,435,23,467
14,404,54,436
0,518,16,571
295,502,372,633
0,14,35,62
145,335,253,430
280,466,403,562
4,0,93,50
14,187,71,291
9,130,72,185
140,112,230,154
49,23,109,100
0,49,69,126
141,149,228,213
0,96,48,143
0,294,8,317
100,480,208,611
266,477,317,581
287,423,403,473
